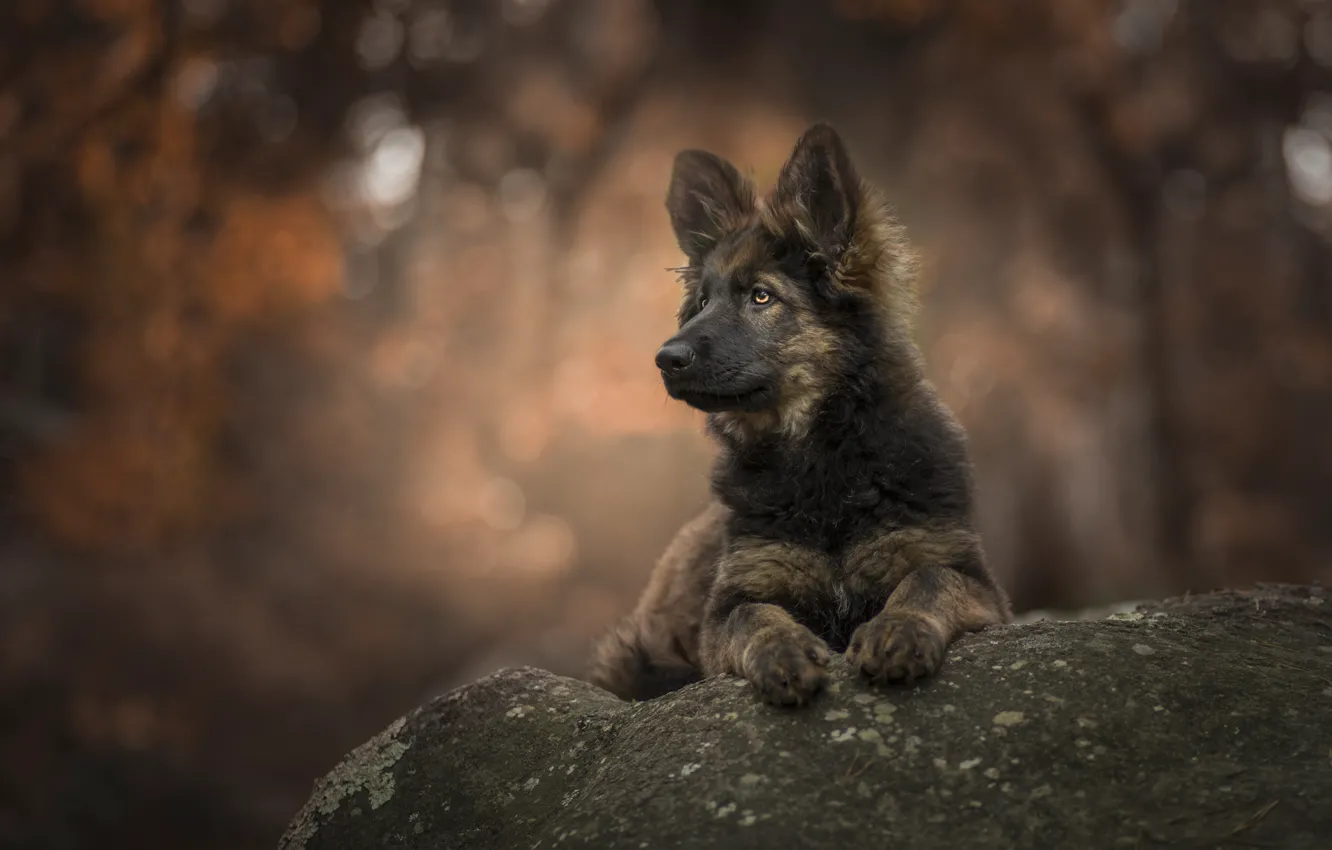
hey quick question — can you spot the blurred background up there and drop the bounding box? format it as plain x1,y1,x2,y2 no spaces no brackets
2,0,1330,847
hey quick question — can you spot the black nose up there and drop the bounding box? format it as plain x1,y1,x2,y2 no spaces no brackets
655,340,695,374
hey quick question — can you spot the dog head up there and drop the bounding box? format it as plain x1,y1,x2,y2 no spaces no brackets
657,123,919,434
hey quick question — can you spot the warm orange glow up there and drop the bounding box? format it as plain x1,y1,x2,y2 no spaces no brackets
4,2,1332,848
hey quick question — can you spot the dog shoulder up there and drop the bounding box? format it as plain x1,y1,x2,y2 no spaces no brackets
635,499,729,618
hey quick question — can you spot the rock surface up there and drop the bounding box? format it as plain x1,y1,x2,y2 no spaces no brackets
280,585,1332,850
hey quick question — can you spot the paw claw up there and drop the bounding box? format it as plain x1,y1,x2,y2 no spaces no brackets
844,613,946,686
745,630,831,707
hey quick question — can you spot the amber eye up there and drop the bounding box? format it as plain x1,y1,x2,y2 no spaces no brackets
751,288,773,305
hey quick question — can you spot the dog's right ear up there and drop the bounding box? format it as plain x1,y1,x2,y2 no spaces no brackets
770,123,860,272
665,150,755,265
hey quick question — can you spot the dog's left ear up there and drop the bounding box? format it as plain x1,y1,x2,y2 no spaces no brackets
666,150,755,265
771,123,860,267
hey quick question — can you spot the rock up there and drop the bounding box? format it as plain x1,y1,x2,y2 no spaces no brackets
280,585,1332,850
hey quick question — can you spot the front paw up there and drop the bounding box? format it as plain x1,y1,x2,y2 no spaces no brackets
846,612,946,685
742,629,830,707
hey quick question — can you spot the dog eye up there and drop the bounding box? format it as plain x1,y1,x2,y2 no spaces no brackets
751,288,773,305
699,296,709,309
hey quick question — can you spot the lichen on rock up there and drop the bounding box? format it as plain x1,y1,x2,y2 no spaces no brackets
279,715,412,850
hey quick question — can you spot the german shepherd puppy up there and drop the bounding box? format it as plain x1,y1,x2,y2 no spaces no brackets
587,123,1011,707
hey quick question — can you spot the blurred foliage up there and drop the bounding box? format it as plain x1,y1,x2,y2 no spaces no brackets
2,0,1331,848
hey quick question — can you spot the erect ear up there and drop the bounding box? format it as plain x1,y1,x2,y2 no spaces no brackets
771,123,860,267
665,149,755,264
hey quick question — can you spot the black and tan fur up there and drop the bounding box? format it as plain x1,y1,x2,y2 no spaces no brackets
587,123,1011,707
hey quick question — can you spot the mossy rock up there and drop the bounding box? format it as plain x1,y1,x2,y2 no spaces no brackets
281,585,1332,850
